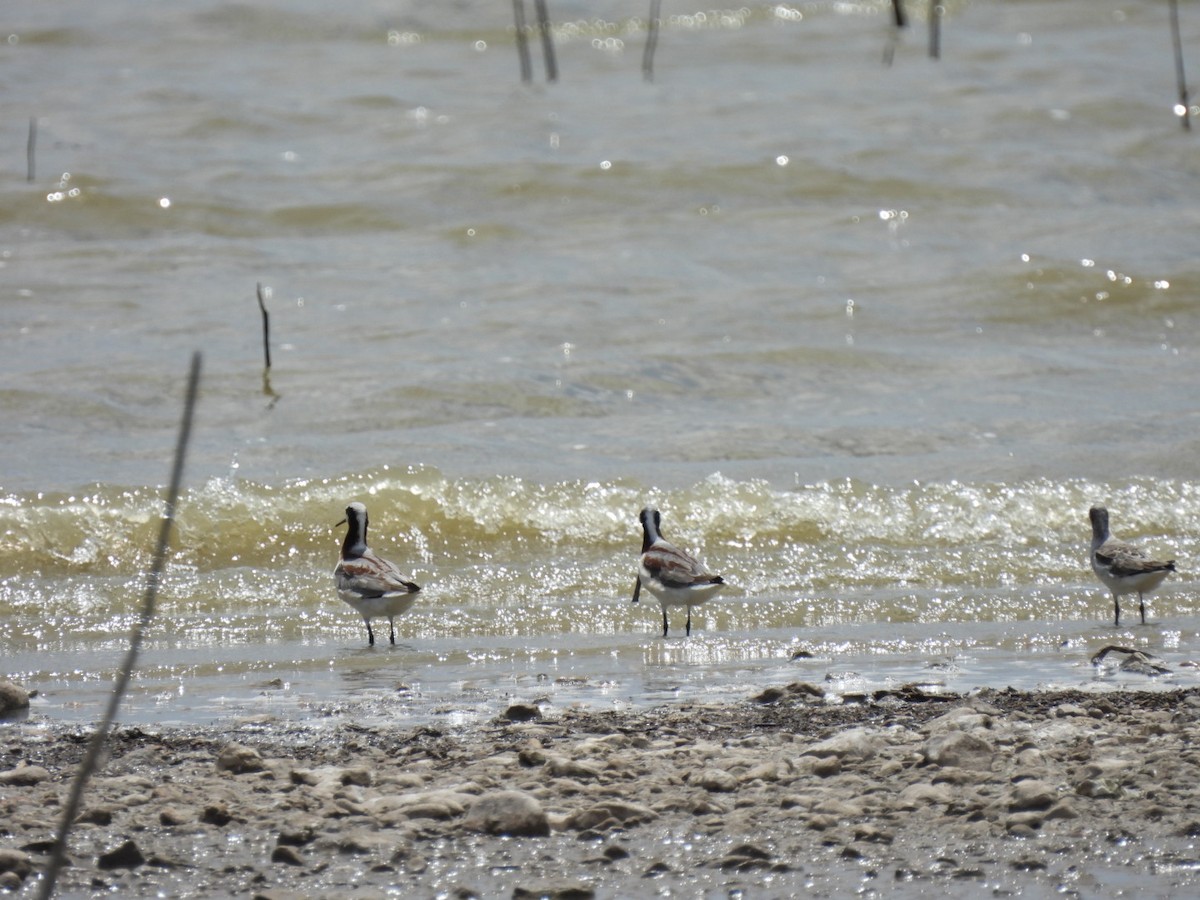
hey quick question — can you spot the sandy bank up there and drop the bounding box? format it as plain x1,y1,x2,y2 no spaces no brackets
3,685,1200,897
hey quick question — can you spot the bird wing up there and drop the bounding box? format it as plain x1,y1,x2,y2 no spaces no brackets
643,543,722,589
337,551,420,597
1096,540,1175,577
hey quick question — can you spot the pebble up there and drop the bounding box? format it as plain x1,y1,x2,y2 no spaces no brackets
0,764,50,786
97,839,145,870
923,731,994,770
463,791,550,837
511,880,594,899
216,743,265,774
0,849,31,880
0,682,30,717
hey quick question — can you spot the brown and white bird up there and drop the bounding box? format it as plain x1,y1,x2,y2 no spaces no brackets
1089,506,1176,627
334,502,420,646
632,506,725,637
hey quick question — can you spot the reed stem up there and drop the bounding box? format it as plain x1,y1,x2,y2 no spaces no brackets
37,352,202,900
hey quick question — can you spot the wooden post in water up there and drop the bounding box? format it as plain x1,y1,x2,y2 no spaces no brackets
36,352,202,900
26,117,37,183
1170,0,1191,130
256,282,272,370
884,0,906,66
929,1,942,60
533,0,558,82
256,282,279,403
512,0,533,83
643,0,662,83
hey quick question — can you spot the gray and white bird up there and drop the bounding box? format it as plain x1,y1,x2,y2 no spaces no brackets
1089,506,1175,627
334,502,421,646
632,506,725,637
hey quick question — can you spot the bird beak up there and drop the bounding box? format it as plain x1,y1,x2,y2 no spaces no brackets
336,518,346,527
631,576,641,605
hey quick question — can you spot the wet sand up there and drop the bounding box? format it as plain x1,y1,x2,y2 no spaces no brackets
3,683,1200,898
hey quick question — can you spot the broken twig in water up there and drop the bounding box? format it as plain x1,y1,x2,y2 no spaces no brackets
512,0,533,83
884,0,906,66
533,0,558,82
643,0,662,82
257,282,272,370
928,1,942,60
26,117,37,183
1170,0,1191,130
37,352,202,900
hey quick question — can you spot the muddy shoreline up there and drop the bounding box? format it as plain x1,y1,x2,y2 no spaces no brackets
4,684,1200,897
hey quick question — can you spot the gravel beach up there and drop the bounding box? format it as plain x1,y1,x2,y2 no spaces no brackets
4,683,1200,897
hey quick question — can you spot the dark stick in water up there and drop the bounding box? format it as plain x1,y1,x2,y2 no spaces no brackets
929,1,942,60
512,0,532,83
37,352,202,900
533,0,558,82
1170,0,1191,130
643,0,662,83
257,282,272,370
27,116,36,183
884,0,906,66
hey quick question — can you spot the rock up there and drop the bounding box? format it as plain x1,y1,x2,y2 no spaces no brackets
503,703,541,722
0,765,50,786
463,791,549,837
0,849,31,880
812,756,841,777
719,842,774,870
544,755,601,780
76,807,114,826
271,845,305,866
802,728,880,762
751,687,787,704
202,804,233,827
1044,799,1080,820
368,789,476,824
0,682,30,716
924,705,994,734
512,880,594,899
1076,778,1120,799
0,872,22,892
694,768,738,793
216,743,264,774
897,783,955,808
923,731,994,770
1008,779,1057,811
159,806,192,826
518,746,547,767
97,839,145,870
568,800,658,832
277,815,321,846
340,767,372,787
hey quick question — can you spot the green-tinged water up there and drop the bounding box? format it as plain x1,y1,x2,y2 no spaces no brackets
2,470,1197,725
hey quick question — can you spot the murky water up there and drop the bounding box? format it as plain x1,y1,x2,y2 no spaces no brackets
3,1,1199,728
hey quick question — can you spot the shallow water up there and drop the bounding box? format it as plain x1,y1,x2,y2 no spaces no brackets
3,0,1200,728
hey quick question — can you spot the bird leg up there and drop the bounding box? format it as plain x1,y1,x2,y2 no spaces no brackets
661,608,669,638
389,617,397,645
365,619,376,646
686,607,692,636
1112,594,1121,628
1139,594,1146,625
632,577,642,604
